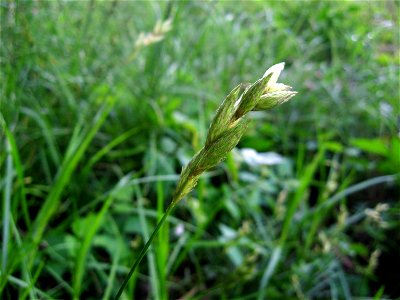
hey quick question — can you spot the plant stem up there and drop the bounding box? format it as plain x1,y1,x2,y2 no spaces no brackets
2,140,12,272
114,201,176,300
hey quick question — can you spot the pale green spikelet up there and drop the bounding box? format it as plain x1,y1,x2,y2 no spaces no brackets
173,119,249,203
233,73,272,120
254,90,297,110
206,84,242,146
202,118,249,169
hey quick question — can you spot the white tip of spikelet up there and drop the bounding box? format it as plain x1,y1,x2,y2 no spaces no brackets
262,62,285,86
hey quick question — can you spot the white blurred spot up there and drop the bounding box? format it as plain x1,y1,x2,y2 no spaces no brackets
240,148,285,167
380,20,393,28
174,223,184,237
380,102,392,118
225,13,234,22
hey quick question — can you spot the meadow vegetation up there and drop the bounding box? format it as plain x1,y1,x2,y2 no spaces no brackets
1,1,399,299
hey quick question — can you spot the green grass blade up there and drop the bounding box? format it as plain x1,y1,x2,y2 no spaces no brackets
258,247,282,300
102,247,121,300
72,194,114,299
279,146,326,245
73,173,132,298
6,216,36,299
258,146,325,299
2,121,31,229
5,275,50,299
81,127,142,175
304,173,353,252
30,99,115,264
20,260,45,300
20,107,61,168
102,216,123,300
312,173,399,215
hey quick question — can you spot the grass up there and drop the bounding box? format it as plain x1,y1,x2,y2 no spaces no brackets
1,0,399,299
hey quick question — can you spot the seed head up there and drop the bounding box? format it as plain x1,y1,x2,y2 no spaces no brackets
172,62,297,204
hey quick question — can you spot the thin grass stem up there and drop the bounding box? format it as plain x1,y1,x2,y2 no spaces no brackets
2,139,12,272
114,202,176,300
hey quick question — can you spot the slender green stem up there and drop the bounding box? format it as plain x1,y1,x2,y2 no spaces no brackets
2,140,12,272
114,202,176,300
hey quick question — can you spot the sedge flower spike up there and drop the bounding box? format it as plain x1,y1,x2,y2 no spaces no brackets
172,62,297,204
115,62,297,299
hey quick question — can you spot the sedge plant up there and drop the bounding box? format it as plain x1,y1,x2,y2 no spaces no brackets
115,62,297,299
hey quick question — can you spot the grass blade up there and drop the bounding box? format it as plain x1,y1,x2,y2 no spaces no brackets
2,120,31,229
258,146,325,299
258,247,282,300
72,194,114,299
30,99,115,265
73,173,131,298
81,127,142,176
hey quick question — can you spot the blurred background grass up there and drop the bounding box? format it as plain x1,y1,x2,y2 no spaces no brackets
1,0,399,299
